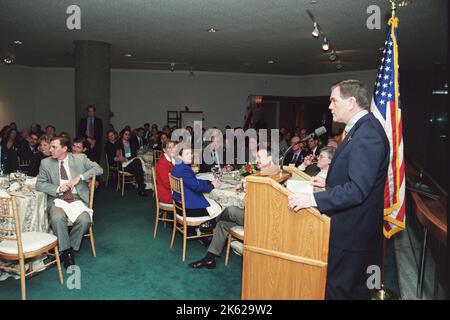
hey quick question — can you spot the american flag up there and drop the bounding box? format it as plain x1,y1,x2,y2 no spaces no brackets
370,17,406,238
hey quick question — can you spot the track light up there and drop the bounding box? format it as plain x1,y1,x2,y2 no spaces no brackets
322,37,329,51
329,50,337,61
2,53,15,65
311,22,319,38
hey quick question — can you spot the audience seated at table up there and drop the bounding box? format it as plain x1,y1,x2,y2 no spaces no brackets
282,135,308,168
188,146,274,269
27,135,52,177
298,146,336,180
116,128,148,196
155,140,177,206
171,146,221,218
0,128,19,173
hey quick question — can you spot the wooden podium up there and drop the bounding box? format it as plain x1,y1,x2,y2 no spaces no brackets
242,169,330,300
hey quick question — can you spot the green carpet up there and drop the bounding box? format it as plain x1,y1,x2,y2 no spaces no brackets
0,186,399,300
0,187,243,300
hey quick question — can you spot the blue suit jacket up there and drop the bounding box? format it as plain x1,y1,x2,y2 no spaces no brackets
171,162,214,209
314,113,390,251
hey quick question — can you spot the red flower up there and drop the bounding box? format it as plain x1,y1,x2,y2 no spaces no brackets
245,165,251,171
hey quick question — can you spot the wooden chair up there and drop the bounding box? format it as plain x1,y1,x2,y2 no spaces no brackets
151,166,174,238
116,150,137,196
225,225,244,266
0,196,64,300
18,157,31,173
105,153,118,187
169,174,218,261
153,149,163,165
67,175,97,257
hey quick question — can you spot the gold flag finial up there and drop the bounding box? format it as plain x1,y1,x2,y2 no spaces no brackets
390,0,397,18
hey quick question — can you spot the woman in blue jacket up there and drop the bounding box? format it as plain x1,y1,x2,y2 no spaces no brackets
171,147,221,217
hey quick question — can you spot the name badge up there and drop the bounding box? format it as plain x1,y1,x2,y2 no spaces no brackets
125,152,131,158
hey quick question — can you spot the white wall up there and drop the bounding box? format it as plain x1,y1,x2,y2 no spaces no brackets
110,69,377,131
0,64,377,135
0,64,35,130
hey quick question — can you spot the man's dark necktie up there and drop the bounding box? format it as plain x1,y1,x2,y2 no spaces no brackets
60,160,74,203
88,118,94,138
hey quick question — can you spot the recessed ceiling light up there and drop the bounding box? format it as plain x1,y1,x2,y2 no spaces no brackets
14,40,22,45
311,0,317,4
124,53,132,57
207,27,218,33
267,60,275,64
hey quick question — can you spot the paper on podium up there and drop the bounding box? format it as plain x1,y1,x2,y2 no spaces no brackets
54,199,93,224
286,179,313,194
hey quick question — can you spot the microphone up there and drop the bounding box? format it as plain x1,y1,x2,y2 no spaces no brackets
279,126,327,174
300,126,327,143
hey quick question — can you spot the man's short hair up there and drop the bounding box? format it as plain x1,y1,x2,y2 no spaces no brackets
73,137,87,148
320,146,336,161
52,135,71,149
86,105,96,111
46,125,56,131
331,80,370,110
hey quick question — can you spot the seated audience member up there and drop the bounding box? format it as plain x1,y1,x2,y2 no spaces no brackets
105,130,119,167
18,132,39,161
326,138,339,148
171,146,221,218
282,135,308,167
36,136,103,269
28,135,52,177
45,125,56,137
155,140,177,205
116,128,148,196
298,146,336,179
153,132,169,151
0,136,6,172
132,127,147,150
0,125,11,139
1,129,19,173
307,136,321,157
71,137,89,155
188,147,274,269
200,135,233,173
30,123,43,137
17,127,30,147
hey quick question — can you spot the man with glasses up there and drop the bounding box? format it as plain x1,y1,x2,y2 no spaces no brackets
282,135,308,168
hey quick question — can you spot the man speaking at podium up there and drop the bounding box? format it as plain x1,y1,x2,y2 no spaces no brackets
288,80,389,300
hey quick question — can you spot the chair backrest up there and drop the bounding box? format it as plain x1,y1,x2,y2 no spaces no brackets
0,196,22,247
18,157,30,172
151,166,158,199
116,149,126,173
153,150,163,165
168,174,186,220
89,175,96,210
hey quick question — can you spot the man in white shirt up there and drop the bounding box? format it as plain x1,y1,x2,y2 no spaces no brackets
298,146,335,180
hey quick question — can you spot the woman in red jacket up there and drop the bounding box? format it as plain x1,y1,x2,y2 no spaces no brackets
155,140,177,205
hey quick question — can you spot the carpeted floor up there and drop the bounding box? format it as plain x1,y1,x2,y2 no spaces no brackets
0,186,399,300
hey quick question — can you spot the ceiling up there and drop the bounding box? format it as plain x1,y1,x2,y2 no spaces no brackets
0,0,447,75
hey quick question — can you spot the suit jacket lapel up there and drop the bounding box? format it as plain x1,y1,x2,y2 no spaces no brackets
327,113,372,179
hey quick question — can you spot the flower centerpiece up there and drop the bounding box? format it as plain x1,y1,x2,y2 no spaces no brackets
240,162,256,177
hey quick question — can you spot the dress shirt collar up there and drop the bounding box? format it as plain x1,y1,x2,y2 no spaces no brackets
345,110,369,134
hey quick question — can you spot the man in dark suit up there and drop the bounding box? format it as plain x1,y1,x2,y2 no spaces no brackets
18,133,39,161
77,105,103,162
132,127,148,150
282,135,308,168
288,80,389,300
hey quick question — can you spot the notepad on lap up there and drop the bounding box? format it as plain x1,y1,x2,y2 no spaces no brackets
54,199,93,224
286,179,313,194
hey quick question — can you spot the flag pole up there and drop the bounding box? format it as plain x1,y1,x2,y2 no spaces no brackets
371,0,400,300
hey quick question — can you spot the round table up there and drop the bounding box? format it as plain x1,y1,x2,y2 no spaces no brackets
196,172,245,209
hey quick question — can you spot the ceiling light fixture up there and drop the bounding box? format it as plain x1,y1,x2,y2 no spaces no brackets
170,62,175,72
2,53,15,65
311,22,320,38
207,27,218,33
267,60,275,64
124,53,132,57
322,37,330,51
329,50,337,61
398,0,412,7
336,62,343,70
13,40,22,45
